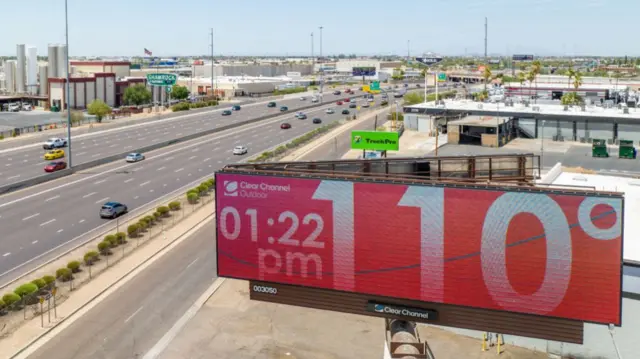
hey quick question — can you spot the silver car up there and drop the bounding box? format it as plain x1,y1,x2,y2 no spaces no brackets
233,145,248,155
126,153,145,162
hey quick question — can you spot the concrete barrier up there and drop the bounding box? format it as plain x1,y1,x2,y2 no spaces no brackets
0,95,368,196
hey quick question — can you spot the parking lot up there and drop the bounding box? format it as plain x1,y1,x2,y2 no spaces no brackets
0,110,67,131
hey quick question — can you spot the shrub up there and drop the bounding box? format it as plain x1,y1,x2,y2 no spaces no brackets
137,219,149,230
105,234,118,247
67,260,81,273
127,223,139,237
115,232,127,244
153,211,161,220
197,184,209,195
171,102,191,112
207,178,215,186
157,205,170,216
56,267,73,282
0,299,4,310
2,293,21,307
187,192,199,204
14,283,38,297
144,215,155,225
42,275,56,288
187,188,199,196
168,201,181,211
97,241,112,255
84,250,100,265
31,278,46,289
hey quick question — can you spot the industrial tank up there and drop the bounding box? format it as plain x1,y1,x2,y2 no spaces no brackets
16,44,26,93
39,65,48,96
56,44,67,79
27,46,38,94
4,60,17,93
48,44,58,78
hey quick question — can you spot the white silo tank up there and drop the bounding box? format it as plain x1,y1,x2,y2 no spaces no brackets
27,46,38,94
39,65,49,96
4,60,16,93
16,44,26,93
56,44,67,79
48,44,58,78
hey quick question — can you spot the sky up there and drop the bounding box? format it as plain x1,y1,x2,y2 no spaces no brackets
0,0,638,57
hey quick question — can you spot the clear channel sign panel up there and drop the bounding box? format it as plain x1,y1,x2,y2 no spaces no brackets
146,73,177,86
215,172,624,325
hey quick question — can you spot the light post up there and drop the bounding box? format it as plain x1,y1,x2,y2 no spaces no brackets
319,26,323,99
65,0,72,167
540,119,546,175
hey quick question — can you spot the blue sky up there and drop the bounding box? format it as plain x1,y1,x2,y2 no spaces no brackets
1,0,637,57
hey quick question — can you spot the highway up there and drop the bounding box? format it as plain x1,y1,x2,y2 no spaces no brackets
0,97,398,285
0,91,356,188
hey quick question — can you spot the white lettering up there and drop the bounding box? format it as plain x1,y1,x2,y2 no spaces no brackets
286,252,323,279
252,285,277,294
258,248,282,280
219,207,241,240
577,197,622,240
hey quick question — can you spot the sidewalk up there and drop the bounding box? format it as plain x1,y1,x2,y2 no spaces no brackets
0,202,213,359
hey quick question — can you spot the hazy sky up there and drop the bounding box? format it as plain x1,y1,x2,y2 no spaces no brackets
1,0,637,57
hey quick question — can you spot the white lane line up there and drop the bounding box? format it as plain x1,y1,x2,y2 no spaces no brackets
79,219,85,224
94,179,107,185
139,137,146,141
163,184,167,187
45,195,60,202
124,306,145,324
83,192,97,198
76,152,87,156
176,133,183,136
212,147,220,151
203,157,211,162
4,164,10,167
23,159,28,163
157,167,166,171
165,156,174,161
251,133,259,138
124,178,134,183
163,132,169,135
124,145,133,149
91,153,101,158
109,144,117,148
57,229,64,233
40,219,56,227
174,168,184,173
191,148,199,152
32,240,38,244
134,195,139,199
2,253,9,257
187,173,192,177
7,175,20,180
22,213,40,221
185,257,199,270
139,181,151,187
188,156,197,160
95,197,109,204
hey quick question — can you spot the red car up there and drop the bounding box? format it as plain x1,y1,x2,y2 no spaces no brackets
280,123,291,129
44,161,67,172
336,101,343,105
344,98,351,102
345,88,351,93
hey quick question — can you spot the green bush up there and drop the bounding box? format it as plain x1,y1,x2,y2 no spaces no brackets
171,102,191,112
42,275,56,287
2,293,21,307
157,205,170,216
144,215,155,225
14,283,39,297
84,250,100,265
115,232,127,244
168,201,181,211
187,188,199,196
31,278,46,289
207,178,215,186
197,184,209,195
127,223,139,237
97,241,112,255
0,299,4,310
56,267,73,282
137,219,149,230
273,87,307,95
153,211,162,220
187,192,199,204
104,234,118,247
67,260,81,273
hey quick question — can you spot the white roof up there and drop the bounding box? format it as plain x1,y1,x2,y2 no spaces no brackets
550,171,640,262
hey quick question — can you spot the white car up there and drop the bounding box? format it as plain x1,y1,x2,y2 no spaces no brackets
42,137,67,150
233,146,248,155
299,96,306,101
325,108,335,114
361,102,370,108
7,103,20,112
311,97,319,103
22,104,32,111
126,153,145,162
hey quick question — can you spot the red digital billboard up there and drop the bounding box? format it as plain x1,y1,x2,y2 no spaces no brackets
215,172,624,325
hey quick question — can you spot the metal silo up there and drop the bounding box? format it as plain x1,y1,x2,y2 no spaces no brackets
39,65,48,96
27,46,38,94
56,44,67,79
4,60,17,93
48,44,58,78
16,44,26,93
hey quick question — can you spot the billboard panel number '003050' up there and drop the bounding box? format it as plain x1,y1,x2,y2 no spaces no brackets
215,173,624,325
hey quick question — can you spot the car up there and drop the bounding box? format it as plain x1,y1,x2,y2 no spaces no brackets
280,123,292,129
233,145,248,155
311,97,319,103
43,149,65,160
44,161,66,173
312,118,322,124
297,113,307,119
7,103,20,112
22,104,32,111
267,102,277,107
345,88,351,93
100,201,128,219
299,96,306,101
125,153,145,162
333,90,341,95
280,106,288,112
381,100,389,106
336,101,343,105
325,108,335,114
222,110,232,116
42,137,67,150
404,83,409,87
361,102,370,108
342,109,350,115
416,84,421,88
344,98,350,102
232,105,241,111
349,103,356,108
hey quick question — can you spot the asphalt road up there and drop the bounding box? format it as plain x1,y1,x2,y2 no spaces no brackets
0,98,392,285
25,219,217,359
0,90,364,188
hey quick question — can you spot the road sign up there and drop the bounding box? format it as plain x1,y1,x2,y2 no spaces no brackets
512,54,534,61
146,73,177,86
166,86,172,93
415,57,443,65
370,81,380,91
351,131,399,151
437,73,447,82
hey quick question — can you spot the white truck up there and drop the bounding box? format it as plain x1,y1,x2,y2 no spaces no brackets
43,137,68,150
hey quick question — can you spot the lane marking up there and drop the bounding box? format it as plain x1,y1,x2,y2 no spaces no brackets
165,156,174,161
2,253,9,257
76,152,87,156
94,179,107,185
95,197,110,204
188,156,197,160
203,157,211,162
134,195,139,199
57,229,64,233
157,167,166,171
45,195,60,202
124,306,145,324
83,192,97,198
124,178,134,183
40,219,56,227
78,219,85,224
22,213,40,221
7,175,20,180
174,168,184,173
191,148,199,152
91,153,101,158
185,257,199,270
32,240,38,244
139,181,151,187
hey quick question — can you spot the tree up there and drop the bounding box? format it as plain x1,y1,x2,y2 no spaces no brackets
403,92,424,105
171,85,190,100
531,60,542,104
573,72,583,91
526,71,535,100
123,84,152,106
482,65,492,91
87,99,112,123
566,68,576,90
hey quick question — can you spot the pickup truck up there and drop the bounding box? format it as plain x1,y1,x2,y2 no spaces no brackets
43,137,68,150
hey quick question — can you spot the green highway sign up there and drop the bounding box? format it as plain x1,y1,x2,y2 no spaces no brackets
437,73,447,82
351,131,399,151
370,81,380,91
146,73,177,86
166,86,172,93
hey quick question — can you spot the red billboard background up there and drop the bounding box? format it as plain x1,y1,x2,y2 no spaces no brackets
215,172,624,325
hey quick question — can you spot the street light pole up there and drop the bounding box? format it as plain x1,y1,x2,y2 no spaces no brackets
210,28,214,98
65,0,72,168
319,26,323,99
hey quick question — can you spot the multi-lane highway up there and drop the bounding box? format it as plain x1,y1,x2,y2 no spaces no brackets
0,91,358,188
0,97,398,284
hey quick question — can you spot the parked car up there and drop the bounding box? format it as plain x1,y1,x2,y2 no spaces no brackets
99,201,128,219
222,110,232,116
232,145,248,155
344,98,351,102
125,153,145,162
299,96,306,101
267,102,277,107
44,161,66,173
333,90,341,95
280,123,292,129
22,104,32,111
7,103,20,112
336,101,343,105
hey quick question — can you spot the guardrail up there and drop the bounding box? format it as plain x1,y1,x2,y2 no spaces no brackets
0,94,370,196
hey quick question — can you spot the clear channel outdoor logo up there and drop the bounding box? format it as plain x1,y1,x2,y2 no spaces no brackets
223,181,238,197
374,304,385,313
223,179,291,199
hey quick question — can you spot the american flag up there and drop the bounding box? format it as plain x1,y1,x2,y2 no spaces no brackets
144,48,152,56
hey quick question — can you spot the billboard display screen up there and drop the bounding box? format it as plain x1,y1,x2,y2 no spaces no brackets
351,131,399,151
216,173,624,325
352,67,376,76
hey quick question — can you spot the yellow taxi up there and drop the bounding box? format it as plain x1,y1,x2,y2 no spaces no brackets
44,149,65,160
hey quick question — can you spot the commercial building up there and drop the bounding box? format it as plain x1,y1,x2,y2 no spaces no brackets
70,61,131,78
191,62,313,78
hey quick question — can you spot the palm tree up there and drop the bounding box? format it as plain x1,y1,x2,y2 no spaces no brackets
573,72,583,90
566,68,576,90
483,65,492,91
531,60,542,103
526,71,536,101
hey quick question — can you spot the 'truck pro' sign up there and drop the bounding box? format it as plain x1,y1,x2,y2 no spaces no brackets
146,73,177,86
350,131,399,151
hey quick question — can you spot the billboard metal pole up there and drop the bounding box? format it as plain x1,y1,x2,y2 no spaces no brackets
64,0,72,168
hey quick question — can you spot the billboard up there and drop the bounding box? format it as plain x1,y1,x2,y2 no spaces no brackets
352,67,376,76
512,54,534,61
350,131,399,151
216,173,624,325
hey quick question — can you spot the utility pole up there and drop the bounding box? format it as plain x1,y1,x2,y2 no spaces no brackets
484,17,488,92
311,32,314,70
210,28,215,98
319,26,323,98
407,40,410,62
65,0,72,168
